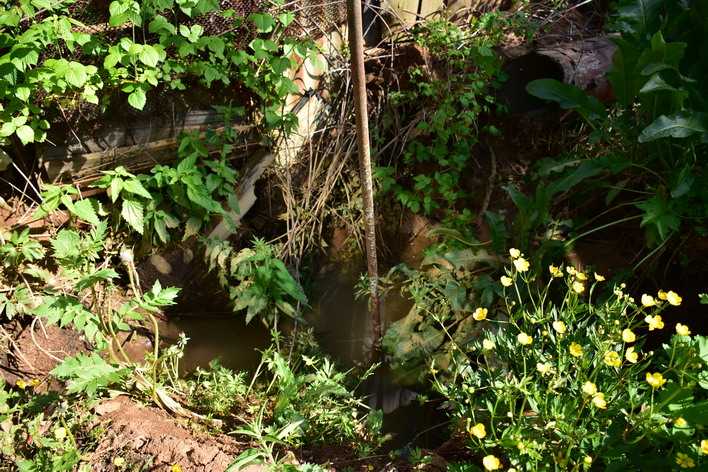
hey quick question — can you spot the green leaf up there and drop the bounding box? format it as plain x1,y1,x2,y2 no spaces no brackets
51,353,127,396
76,269,119,291
122,178,153,199
15,125,34,145
65,62,88,88
526,79,607,123
121,198,145,234
139,45,161,67
250,12,276,33
636,194,680,241
70,199,101,226
127,88,146,110
638,112,708,142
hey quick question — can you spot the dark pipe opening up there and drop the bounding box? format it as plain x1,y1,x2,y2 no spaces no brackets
498,53,565,114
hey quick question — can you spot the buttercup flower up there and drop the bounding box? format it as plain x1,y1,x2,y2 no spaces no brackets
667,291,682,306
576,272,587,281
701,440,708,455
622,328,636,343
566,266,577,275
537,362,553,376
676,323,691,336
591,392,607,409
641,294,656,307
473,307,488,321
15,379,27,390
675,417,688,428
517,332,533,346
509,248,521,259
569,342,583,357
604,351,621,368
552,320,567,334
582,381,597,396
113,457,126,467
549,265,563,277
482,455,501,471
513,257,530,272
572,281,585,294
470,423,486,439
482,339,495,351
501,276,513,287
658,290,668,300
583,456,593,465
645,315,664,331
646,372,667,389
171,465,183,472
675,452,695,469
594,273,605,282
625,347,638,364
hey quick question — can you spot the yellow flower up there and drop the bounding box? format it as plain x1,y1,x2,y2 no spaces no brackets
675,417,688,428
15,379,27,390
646,372,666,389
622,328,636,343
513,257,530,272
676,452,696,469
501,275,513,287
667,291,682,306
482,339,495,351
582,381,597,396
569,342,583,357
473,307,488,321
576,272,588,281
591,392,607,409
566,266,577,275
701,440,708,455
482,455,501,471
641,294,656,307
645,315,664,331
53,427,67,440
171,466,183,472
625,347,639,364
517,332,533,346
509,248,521,259
676,323,691,336
594,273,605,282
469,422,486,439
604,351,621,368
572,281,585,294
552,320,567,334
549,265,563,277
658,290,668,300
113,457,126,467
583,455,593,465
537,362,553,375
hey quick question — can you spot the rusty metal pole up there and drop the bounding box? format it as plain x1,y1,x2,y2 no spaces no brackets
346,0,381,356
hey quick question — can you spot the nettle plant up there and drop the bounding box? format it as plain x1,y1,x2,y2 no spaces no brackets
430,250,707,471
375,16,507,229
0,0,317,146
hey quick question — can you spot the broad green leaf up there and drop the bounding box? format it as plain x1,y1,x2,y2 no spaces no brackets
139,45,161,67
526,79,606,124
250,12,276,33
70,199,101,226
15,125,34,145
65,62,88,88
121,198,145,234
127,88,146,110
122,178,153,199
638,112,708,142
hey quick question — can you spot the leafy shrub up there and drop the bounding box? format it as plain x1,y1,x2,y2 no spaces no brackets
428,249,707,470
186,359,247,417
204,237,308,326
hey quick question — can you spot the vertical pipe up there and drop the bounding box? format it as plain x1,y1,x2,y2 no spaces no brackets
346,0,381,357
